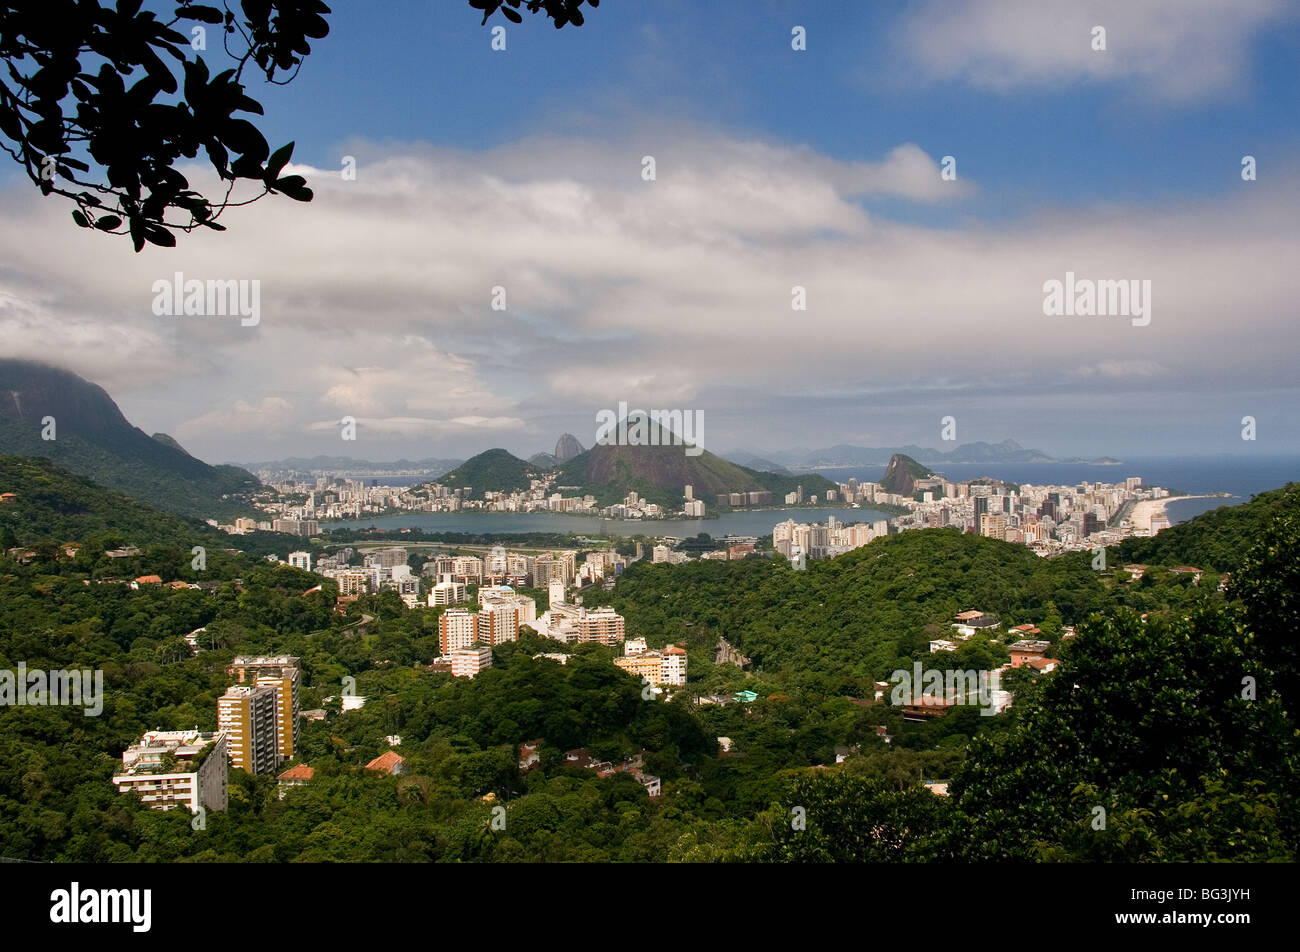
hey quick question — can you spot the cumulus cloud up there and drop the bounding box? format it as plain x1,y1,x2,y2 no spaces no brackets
0,127,1297,460
896,0,1292,101
176,397,296,439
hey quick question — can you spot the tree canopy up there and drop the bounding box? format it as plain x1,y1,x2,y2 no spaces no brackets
0,0,596,250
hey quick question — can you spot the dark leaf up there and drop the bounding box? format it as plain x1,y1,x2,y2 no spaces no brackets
143,225,177,247
180,5,226,24
265,141,294,181
274,174,312,201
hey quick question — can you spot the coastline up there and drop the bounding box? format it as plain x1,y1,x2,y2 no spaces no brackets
1129,494,1226,532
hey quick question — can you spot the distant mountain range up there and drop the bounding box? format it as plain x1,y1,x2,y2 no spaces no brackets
725,439,1120,469
242,454,463,476
0,359,259,520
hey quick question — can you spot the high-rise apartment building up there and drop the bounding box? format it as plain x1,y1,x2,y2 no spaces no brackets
428,579,467,606
229,656,301,761
661,645,687,686
439,608,479,655
979,513,1007,540
576,606,626,646
217,685,280,775
477,600,520,646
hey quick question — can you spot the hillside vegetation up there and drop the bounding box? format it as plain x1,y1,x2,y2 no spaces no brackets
434,449,540,494
558,441,837,509
0,359,258,519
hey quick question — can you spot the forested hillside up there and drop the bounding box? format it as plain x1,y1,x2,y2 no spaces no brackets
591,530,1108,688
0,360,259,520
0,457,1295,862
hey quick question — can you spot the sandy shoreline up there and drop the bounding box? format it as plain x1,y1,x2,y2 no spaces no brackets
1129,495,1222,533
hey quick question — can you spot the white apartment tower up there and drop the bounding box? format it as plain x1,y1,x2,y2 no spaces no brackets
113,729,229,814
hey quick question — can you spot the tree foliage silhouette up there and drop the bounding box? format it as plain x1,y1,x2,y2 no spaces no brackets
0,0,596,250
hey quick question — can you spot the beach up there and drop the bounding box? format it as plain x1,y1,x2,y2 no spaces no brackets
1130,495,1221,533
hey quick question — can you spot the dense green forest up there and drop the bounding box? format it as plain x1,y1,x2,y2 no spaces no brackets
0,455,304,560
0,456,1295,861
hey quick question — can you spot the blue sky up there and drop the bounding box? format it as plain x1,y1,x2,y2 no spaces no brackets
266,0,1300,219
3,0,1299,463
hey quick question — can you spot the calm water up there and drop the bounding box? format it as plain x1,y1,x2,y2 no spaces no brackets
339,506,898,537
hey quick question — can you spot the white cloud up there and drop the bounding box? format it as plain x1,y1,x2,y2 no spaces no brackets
1070,360,1167,378
1,128,1297,459
176,397,295,439
897,0,1291,101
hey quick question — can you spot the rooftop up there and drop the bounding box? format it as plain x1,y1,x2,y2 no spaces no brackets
1009,639,1053,653
365,751,405,773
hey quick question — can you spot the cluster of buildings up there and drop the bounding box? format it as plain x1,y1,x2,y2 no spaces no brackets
777,475,1181,560
275,546,423,607
113,656,303,814
259,476,433,521
517,741,662,797
433,586,540,676
211,515,321,536
651,536,757,564
927,610,1072,666
613,637,688,688
531,582,627,646
886,476,1176,554
246,459,898,526
430,580,637,678
815,478,910,508
247,472,718,524
772,516,890,560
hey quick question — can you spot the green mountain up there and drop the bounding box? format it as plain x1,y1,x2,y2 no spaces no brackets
557,436,838,509
436,448,540,494
0,455,306,563
0,454,206,546
598,528,1105,680
1117,482,1300,571
879,453,936,496
0,359,259,520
